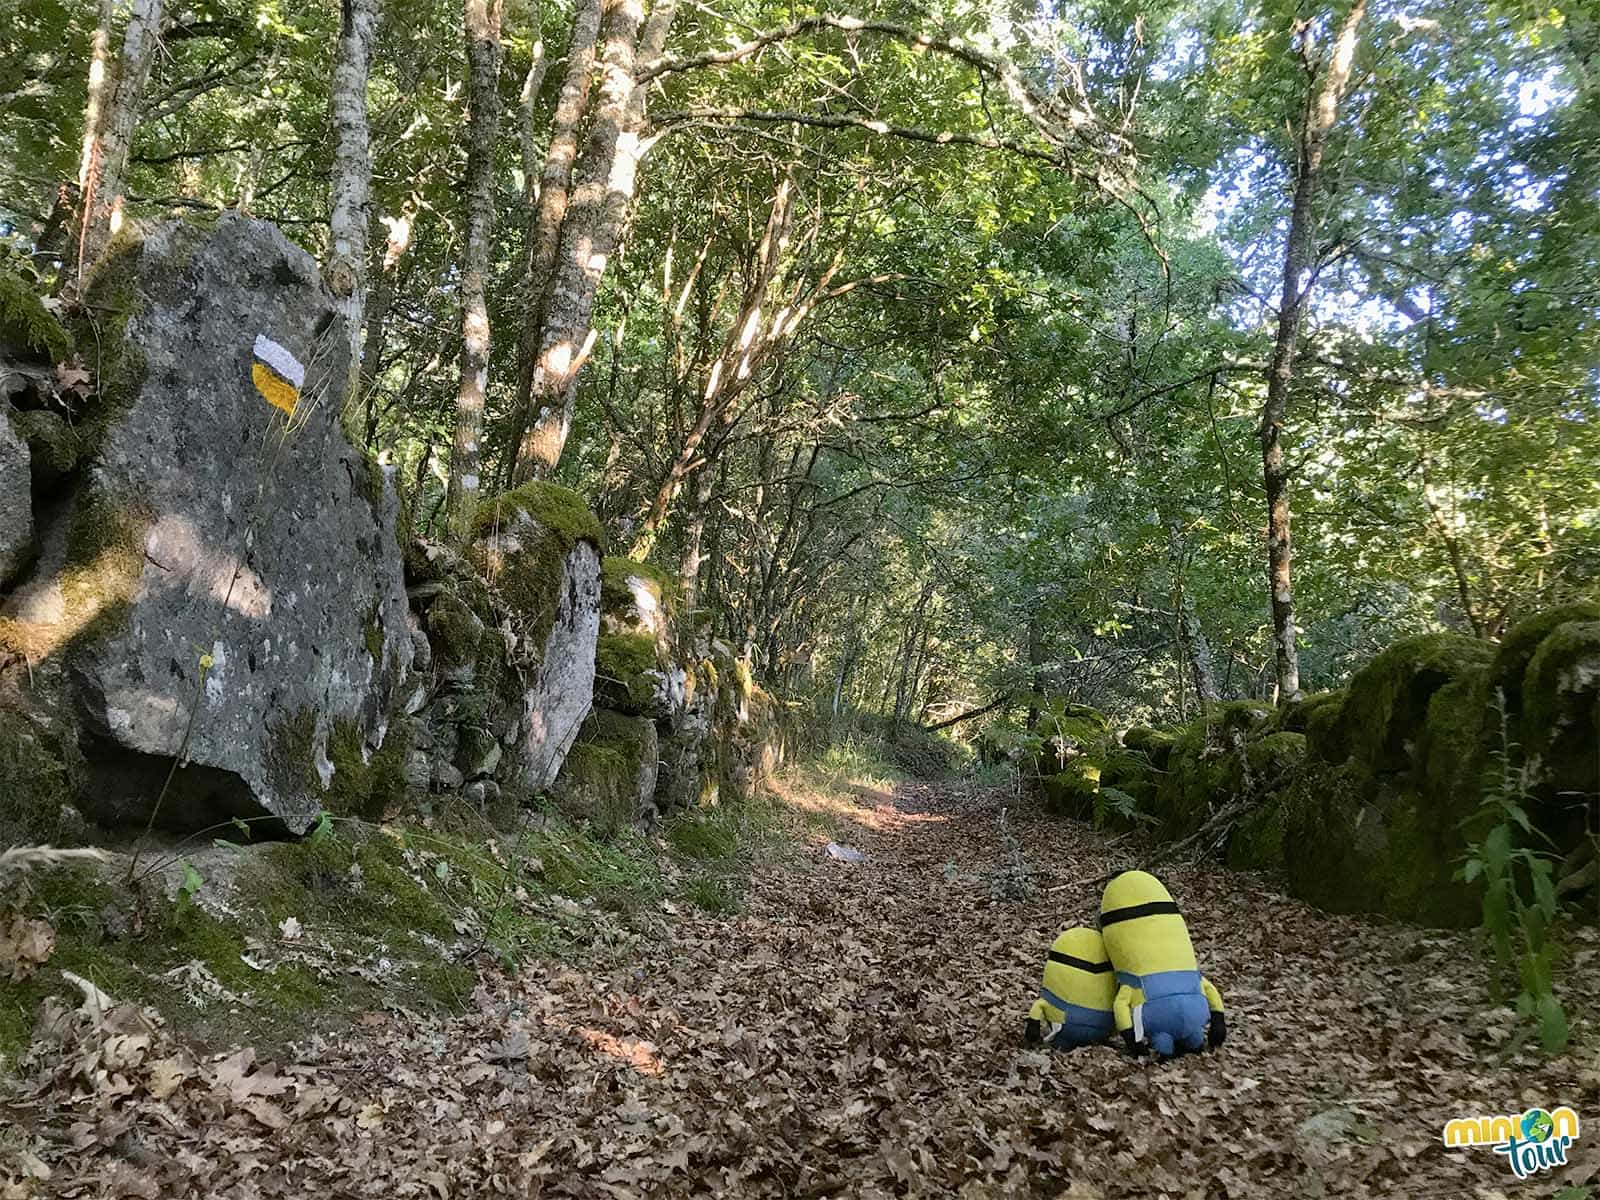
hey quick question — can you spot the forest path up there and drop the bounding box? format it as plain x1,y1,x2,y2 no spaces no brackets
11,774,1599,1197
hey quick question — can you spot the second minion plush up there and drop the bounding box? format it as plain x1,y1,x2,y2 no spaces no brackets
1098,870,1226,1058
1023,926,1116,1049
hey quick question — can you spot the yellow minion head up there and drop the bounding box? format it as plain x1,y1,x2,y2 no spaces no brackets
1098,870,1197,979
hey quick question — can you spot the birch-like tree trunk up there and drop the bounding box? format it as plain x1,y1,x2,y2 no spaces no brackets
512,0,678,482
73,0,164,279
360,211,414,445
518,28,551,219
1258,0,1366,702
502,0,604,479
1166,520,1220,703
326,0,380,405
446,0,505,541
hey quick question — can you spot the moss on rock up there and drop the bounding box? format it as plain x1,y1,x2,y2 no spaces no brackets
1247,731,1307,790
0,705,82,846
1341,633,1495,773
1303,690,1351,764
265,710,409,823
1521,620,1600,822
0,269,73,362
600,555,677,622
1041,760,1101,819
1226,799,1286,872
1415,665,1493,838
1279,761,1479,926
9,407,82,480
1211,699,1274,733
555,709,652,836
426,589,490,668
471,481,603,550
1490,603,1600,718
596,631,662,715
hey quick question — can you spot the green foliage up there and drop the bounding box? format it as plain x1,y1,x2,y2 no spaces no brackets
1457,696,1569,1055
682,875,740,914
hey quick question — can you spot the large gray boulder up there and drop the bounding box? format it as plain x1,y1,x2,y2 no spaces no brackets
5,216,412,833
0,408,31,586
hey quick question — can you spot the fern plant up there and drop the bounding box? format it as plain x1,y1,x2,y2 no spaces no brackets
1457,691,1568,1054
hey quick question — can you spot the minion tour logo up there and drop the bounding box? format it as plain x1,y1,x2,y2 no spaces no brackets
1442,1106,1579,1179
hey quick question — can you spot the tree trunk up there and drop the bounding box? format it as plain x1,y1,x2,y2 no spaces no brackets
677,466,716,612
512,0,677,482
501,0,604,482
1257,0,1367,703
73,0,164,279
446,0,505,541
832,598,862,717
1167,521,1220,703
519,30,551,216
326,0,380,405
1025,611,1044,728
360,211,414,446
890,582,934,734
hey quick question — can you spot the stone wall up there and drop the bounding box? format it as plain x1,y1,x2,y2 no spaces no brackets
1006,607,1600,928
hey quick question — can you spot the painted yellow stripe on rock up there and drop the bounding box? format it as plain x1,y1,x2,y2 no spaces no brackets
252,362,299,415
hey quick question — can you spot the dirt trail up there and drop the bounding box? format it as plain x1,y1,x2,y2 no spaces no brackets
6,776,1598,1197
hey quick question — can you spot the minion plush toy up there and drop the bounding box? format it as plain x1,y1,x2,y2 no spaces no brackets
1023,927,1116,1049
1098,870,1226,1058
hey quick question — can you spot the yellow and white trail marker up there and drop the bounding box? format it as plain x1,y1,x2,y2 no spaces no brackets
252,334,304,416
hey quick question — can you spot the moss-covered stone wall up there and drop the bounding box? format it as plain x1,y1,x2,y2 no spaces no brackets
1011,608,1600,929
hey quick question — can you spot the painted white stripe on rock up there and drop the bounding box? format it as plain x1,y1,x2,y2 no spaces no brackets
253,334,306,388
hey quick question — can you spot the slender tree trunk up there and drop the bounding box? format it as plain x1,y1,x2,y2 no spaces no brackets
513,0,677,481
73,0,164,280
360,211,414,445
1167,521,1220,703
1419,453,1485,638
446,0,505,541
1025,612,1044,728
832,597,862,717
327,0,380,405
677,466,716,611
891,582,934,734
519,26,550,216
1258,0,1366,703
502,0,604,482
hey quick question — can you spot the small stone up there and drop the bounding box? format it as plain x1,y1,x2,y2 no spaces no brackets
402,682,429,716
404,750,431,791
463,780,487,807
409,626,433,673
433,761,464,791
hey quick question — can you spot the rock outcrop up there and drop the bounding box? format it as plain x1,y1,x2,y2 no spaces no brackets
0,216,413,834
